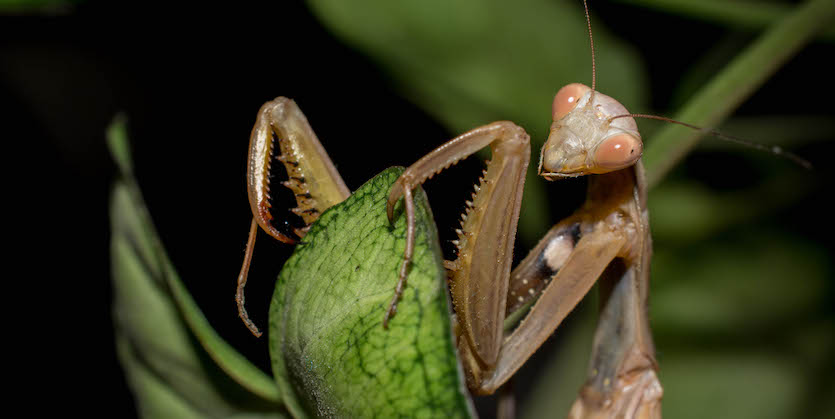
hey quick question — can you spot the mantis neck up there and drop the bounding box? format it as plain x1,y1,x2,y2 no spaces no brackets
584,162,645,214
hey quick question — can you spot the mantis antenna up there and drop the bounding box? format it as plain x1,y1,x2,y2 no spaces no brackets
582,0,596,92
580,1,809,170
579,0,810,170
609,113,813,169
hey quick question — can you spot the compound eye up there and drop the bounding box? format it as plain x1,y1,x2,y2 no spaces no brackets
552,83,590,121
594,133,642,170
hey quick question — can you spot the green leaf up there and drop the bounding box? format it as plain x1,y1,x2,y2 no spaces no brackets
109,118,285,416
270,167,474,418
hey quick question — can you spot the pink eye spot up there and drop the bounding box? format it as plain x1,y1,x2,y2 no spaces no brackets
594,134,642,170
552,83,590,121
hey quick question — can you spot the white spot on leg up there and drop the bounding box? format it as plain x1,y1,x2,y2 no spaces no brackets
543,236,574,271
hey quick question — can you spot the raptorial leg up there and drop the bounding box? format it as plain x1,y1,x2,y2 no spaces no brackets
384,121,530,353
237,97,351,336
247,97,350,234
505,215,583,317
479,228,627,393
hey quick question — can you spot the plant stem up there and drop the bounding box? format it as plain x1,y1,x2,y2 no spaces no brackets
642,0,835,188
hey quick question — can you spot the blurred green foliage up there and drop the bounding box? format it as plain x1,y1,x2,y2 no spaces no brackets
110,120,287,417
0,0,80,13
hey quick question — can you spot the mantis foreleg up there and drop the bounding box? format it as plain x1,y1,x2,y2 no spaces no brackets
385,121,530,337
238,97,350,337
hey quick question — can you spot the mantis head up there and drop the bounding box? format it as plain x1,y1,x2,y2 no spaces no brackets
539,83,642,180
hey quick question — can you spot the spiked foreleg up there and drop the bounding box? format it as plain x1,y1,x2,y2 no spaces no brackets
247,97,350,233
385,122,530,349
478,228,627,394
238,97,351,337
505,215,584,316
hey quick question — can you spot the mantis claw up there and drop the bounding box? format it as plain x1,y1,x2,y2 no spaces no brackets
236,97,350,336
385,178,406,225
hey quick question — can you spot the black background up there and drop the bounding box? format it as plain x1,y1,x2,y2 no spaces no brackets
4,0,833,416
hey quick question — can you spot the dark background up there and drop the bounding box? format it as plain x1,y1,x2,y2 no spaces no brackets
4,0,833,416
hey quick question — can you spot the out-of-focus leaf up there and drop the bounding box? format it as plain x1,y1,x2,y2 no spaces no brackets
0,0,79,13
660,352,804,419
649,171,814,243
270,167,474,418
115,333,208,419
305,0,647,242
306,0,646,135
112,184,285,418
651,231,827,335
660,316,835,419
109,118,285,417
520,302,596,419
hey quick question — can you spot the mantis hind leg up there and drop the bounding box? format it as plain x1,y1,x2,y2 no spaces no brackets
237,97,351,337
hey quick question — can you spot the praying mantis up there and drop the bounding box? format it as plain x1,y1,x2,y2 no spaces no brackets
239,90,658,416
236,1,658,416
234,1,813,417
